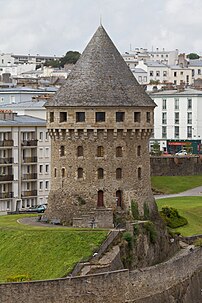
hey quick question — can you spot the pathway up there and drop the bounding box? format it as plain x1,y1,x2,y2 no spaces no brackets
155,185,202,199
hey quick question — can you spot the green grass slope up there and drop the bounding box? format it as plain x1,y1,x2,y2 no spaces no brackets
157,196,202,236
151,175,202,194
0,215,108,282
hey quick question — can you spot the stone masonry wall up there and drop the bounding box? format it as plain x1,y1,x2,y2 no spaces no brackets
0,248,202,303
150,155,202,176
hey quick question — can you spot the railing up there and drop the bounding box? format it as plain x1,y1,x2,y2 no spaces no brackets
0,140,13,147
22,173,37,180
0,175,13,181
21,190,37,197
21,140,37,147
0,192,13,199
0,158,13,164
23,157,37,163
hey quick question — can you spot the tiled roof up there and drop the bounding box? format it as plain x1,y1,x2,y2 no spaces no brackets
46,26,155,108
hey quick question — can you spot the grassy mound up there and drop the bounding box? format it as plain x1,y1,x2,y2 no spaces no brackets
159,206,188,228
151,175,202,194
157,196,202,236
0,215,108,282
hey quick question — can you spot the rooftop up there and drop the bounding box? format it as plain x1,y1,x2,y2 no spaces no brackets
46,26,155,108
0,114,46,126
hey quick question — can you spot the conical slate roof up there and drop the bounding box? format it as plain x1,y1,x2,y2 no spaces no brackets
46,26,155,108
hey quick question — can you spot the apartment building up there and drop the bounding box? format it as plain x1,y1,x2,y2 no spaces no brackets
0,111,51,214
150,89,202,153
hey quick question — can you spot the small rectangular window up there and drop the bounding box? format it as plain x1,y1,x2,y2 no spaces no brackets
96,112,105,122
174,98,179,110
60,112,67,122
162,126,167,138
187,126,192,138
45,181,49,189
134,112,141,123
50,112,54,122
162,99,167,110
116,112,125,122
39,132,43,140
76,112,85,122
175,112,179,124
187,98,192,110
146,112,151,123
187,112,192,124
162,112,167,124
174,126,179,138
39,181,43,190
39,165,43,173
45,164,49,173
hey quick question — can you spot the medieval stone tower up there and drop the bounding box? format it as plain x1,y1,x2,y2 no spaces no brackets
45,26,157,227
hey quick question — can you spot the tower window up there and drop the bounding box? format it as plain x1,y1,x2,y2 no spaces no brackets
77,168,83,179
76,112,85,122
116,168,122,180
97,146,104,157
146,112,151,123
116,112,125,122
96,112,105,122
116,146,123,157
134,112,141,122
62,168,65,178
116,190,122,207
137,145,141,156
50,112,54,122
60,112,67,122
60,145,65,157
77,146,83,157
138,167,142,179
97,168,104,179
54,168,57,177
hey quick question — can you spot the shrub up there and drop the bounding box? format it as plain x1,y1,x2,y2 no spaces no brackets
194,238,202,247
131,200,139,220
6,274,31,282
160,206,188,228
143,221,157,244
123,231,133,249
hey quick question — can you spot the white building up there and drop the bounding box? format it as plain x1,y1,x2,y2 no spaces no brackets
188,59,202,81
0,111,51,214
150,89,202,153
136,60,169,84
168,66,192,86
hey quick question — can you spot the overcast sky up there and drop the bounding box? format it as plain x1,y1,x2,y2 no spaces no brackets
0,0,202,56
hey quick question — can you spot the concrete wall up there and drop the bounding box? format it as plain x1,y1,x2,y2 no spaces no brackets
150,156,202,176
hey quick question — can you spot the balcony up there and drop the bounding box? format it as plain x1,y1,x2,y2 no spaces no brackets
0,192,13,199
22,190,37,197
22,173,37,180
21,140,37,147
0,158,13,164
0,140,13,147
23,157,37,163
0,174,13,181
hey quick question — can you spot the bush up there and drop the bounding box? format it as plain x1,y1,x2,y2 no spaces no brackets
160,206,188,229
131,200,139,220
123,232,133,249
6,274,31,282
143,221,157,244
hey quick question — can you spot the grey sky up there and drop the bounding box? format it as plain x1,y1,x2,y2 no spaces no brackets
0,0,201,56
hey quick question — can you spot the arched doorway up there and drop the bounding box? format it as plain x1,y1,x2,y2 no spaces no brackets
97,190,104,207
116,190,122,207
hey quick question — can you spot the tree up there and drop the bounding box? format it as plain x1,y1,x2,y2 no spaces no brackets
60,51,81,67
187,53,200,60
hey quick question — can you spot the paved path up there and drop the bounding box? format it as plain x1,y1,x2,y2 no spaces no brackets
155,185,202,200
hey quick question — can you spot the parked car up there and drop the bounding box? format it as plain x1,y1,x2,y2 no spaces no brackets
28,204,47,213
175,150,187,156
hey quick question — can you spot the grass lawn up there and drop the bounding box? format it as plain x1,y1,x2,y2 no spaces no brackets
151,175,202,194
156,196,202,236
0,215,108,282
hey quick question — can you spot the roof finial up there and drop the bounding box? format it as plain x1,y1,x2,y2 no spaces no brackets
100,14,102,26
